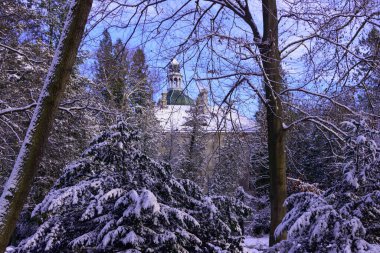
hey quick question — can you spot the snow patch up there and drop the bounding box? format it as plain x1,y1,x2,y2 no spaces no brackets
243,235,269,253
356,135,366,144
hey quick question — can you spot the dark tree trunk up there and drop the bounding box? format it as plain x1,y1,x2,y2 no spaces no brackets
260,0,287,246
0,0,93,250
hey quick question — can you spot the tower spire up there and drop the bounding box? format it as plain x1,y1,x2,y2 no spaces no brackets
168,58,182,90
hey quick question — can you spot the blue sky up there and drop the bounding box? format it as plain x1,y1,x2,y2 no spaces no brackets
78,1,266,118
78,0,375,120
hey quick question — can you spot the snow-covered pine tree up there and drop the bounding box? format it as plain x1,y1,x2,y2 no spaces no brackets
270,119,380,252
209,133,251,196
95,30,114,89
128,48,151,114
235,187,270,236
95,31,131,110
129,107,162,160
110,38,129,108
16,120,250,252
355,27,380,115
244,106,271,236
126,48,160,159
179,98,208,189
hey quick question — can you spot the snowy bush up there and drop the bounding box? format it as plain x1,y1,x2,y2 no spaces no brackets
270,119,380,252
270,192,380,252
339,120,379,191
16,120,250,252
210,135,252,196
235,187,270,236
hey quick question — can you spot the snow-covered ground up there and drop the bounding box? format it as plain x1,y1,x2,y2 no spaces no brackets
9,236,270,252
243,235,269,253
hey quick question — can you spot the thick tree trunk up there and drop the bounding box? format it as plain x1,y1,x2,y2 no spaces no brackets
0,0,92,251
260,0,287,246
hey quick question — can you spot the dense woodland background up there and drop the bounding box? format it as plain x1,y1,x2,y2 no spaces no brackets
0,0,379,252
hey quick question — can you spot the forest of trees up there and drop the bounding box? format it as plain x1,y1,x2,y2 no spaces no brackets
0,0,379,252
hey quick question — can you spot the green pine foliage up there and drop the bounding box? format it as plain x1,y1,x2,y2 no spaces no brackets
179,101,208,189
94,33,155,119
112,39,129,108
128,48,152,113
95,31,129,109
210,134,251,196
16,121,250,252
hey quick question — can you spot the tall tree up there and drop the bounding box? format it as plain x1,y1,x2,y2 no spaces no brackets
356,27,380,115
129,48,151,113
112,38,129,108
95,33,130,109
95,30,114,102
210,133,252,196
34,0,68,49
259,1,287,243
0,0,92,250
179,99,208,189
127,48,159,157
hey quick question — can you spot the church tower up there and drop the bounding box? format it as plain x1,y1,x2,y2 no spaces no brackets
168,58,182,90
159,59,194,107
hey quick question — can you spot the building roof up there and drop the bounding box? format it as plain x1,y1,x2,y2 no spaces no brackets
155,105,255,133
166,89,194,106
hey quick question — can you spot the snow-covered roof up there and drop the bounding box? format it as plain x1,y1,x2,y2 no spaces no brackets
155,105,256,133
